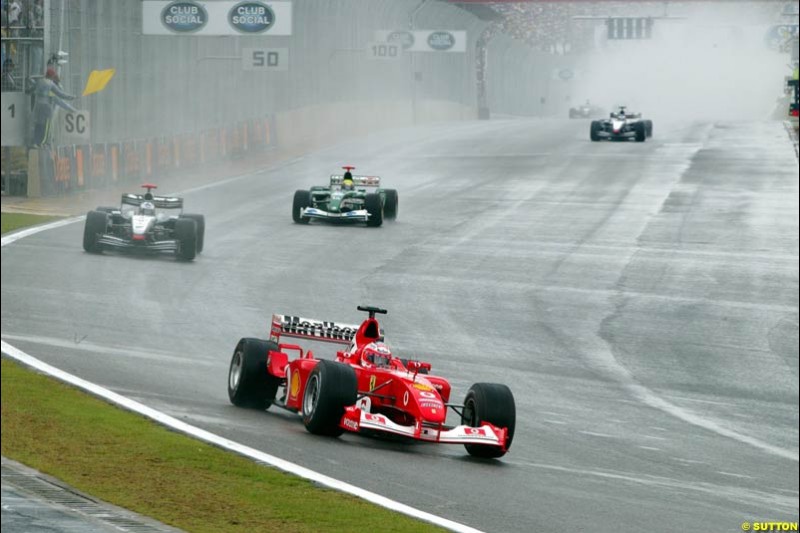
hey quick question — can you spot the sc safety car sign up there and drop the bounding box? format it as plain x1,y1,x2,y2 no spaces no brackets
59,110,91,144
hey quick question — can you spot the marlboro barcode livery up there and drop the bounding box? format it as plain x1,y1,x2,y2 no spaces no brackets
228,305,516,458
269,314,362,344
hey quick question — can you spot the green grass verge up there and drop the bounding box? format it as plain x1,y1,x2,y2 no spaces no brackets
1,212,60,235
1,214,445,533
1,359,445,533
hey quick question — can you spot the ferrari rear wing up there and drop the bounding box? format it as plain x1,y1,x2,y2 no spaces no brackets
329,175,381,189
270,314,362,345
121,194,184,209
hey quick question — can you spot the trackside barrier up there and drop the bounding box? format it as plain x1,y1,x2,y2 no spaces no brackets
31,115,274,197
91,144,107,187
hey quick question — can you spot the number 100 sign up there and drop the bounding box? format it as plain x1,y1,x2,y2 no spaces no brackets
367,42,403,60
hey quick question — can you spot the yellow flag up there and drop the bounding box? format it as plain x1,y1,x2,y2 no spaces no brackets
82,69,116,96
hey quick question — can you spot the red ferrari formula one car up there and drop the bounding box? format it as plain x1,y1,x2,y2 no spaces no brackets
227,306,516,458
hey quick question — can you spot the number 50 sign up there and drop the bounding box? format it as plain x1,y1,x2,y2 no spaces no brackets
242,48,289,71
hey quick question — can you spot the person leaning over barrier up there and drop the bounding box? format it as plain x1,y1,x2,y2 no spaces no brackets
29,67,77,147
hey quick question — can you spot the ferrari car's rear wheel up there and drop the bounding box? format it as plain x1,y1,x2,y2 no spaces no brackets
174,218,197,261
462,383,516,459
590,121,601,142
181,214,205,253
83,210,108,253
293,190,311,224
365,193,384,227
383,189,399,221
302,360,357,436
228,338,282,409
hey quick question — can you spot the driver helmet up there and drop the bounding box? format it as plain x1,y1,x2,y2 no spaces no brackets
139,201,156,216
362,342,392,368
342,171,354,191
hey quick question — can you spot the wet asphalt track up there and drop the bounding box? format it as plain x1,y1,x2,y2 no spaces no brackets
2,118,798,533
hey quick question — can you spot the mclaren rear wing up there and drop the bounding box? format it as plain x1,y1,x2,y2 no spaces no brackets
121,194,184,209
329,175,381,189
270,314,363,345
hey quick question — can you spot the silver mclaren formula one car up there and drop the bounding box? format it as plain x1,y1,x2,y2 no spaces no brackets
590,106,653,142
82,184,205,261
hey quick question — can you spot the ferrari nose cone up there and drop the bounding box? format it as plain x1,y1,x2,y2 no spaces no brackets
411,383,446,423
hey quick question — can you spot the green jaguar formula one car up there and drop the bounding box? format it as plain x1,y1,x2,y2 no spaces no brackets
292,166,398,227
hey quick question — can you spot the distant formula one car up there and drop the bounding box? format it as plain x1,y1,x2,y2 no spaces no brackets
590,106,653,142
292,166,398,227
227,305,516,458
83,184,205,261
569,100,605,119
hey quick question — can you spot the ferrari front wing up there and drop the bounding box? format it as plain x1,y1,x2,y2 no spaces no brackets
340,406,509,449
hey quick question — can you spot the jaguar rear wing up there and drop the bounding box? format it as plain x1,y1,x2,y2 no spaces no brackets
329,175,381,189
121,194,184,210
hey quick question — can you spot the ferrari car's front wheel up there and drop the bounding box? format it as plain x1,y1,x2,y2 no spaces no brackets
365,193,384,227
228,338,282,409
83,210,108,253
302,360,357,436
293,190,311,224
462,383,516,459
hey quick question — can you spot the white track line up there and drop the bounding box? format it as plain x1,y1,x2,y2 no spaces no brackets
2,217,483,533
1,217,84,246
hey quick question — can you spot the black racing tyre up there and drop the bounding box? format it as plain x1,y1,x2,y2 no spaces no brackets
293,190,311,224
634,122,646,142
95,206,117,213
83,210,108,253
645,120,653,138
399,358,429,375
383,189,399,221
590,121,601,142
365,192,383,227
228,338,282,409
461,383,516,459
174,217,197,261
302,359,358,437
180,214,205,253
